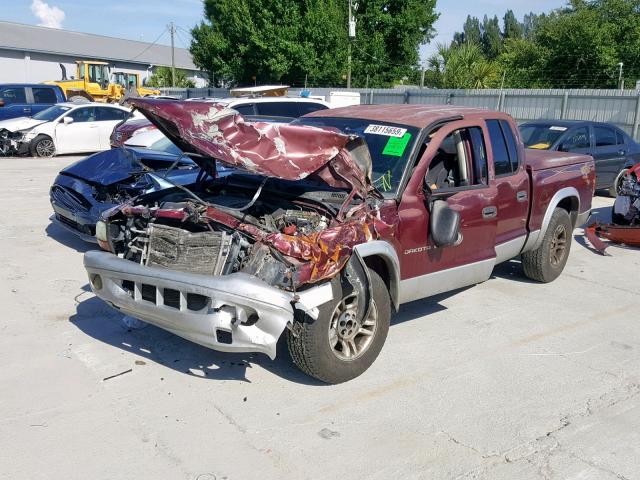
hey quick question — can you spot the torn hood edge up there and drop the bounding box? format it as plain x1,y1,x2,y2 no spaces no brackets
128,98,374,199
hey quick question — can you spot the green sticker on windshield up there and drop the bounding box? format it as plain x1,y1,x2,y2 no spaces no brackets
382,132,411,157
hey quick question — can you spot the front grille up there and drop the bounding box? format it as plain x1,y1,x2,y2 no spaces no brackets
119,279,210,312
51,185,92,211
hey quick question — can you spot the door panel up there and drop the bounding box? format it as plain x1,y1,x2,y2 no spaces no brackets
396,120,498,299
488,119,530,252
55,107,100,153
95,107,128,149
592,125,626,188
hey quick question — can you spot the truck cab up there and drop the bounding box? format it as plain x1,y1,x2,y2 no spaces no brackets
0,84,66,120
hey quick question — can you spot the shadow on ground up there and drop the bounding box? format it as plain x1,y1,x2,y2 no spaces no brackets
46,221,97,253
70,284,474,385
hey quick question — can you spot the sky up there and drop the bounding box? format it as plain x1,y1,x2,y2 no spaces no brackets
3,0,567,61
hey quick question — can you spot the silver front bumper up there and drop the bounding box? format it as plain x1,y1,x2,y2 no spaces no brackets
84,251,332,359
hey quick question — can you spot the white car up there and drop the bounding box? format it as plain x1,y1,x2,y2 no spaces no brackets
123,128,165,149
0,102,135,157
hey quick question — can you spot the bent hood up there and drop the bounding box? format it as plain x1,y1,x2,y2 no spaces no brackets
60,147,194,186
128,98,373,198
0,117,47,132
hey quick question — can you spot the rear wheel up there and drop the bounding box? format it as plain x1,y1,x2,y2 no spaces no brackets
287,269,391,384
522,208,573,283
68,95,90,104
30,135,56,158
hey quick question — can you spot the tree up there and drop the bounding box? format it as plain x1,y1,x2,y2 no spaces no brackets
481,15,503,60
189,0,438,87
453,15,481,46
146,67,196,88
503,10,523,40
428,42,500,89
499,0,640,88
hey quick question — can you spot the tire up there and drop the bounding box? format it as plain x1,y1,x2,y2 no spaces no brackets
609,168,629,198
30,135,56,158
522,208,573,283
287,268,391,384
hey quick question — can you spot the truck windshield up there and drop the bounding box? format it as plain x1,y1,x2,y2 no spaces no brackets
32,105,71,121
520,124,568,150
294,117,419,195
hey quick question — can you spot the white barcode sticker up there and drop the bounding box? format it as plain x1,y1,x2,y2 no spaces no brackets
549,126,568,131
364,124,408,138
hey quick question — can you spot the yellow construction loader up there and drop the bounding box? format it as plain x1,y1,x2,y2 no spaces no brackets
45,60,159,103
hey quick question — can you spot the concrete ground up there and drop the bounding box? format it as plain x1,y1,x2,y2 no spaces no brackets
1,155,639,480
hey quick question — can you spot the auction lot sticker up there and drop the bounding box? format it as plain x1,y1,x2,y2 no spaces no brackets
364,124,408,138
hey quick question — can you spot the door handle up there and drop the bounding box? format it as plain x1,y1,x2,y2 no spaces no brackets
23,108,31,112
618,150,626,156
482,206,497,219
516,191,528,202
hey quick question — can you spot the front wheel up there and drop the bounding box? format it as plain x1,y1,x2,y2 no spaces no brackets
609,168,629,198
287,268,391,384
30,135,56,158
522,208,573,283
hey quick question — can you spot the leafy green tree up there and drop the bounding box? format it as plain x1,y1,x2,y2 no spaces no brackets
428,42,500,88
503,10,523,40
189,0,438,87
481,15,503,60
453,15,482,46
146,67,196,88
499,0,640,88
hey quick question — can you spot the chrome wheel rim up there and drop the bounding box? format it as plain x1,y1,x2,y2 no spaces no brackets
36,139,55,157
615,170,628,195
549,224,568,266
328,294,377,361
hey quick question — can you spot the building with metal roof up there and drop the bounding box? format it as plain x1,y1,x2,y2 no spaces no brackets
0,21,207,86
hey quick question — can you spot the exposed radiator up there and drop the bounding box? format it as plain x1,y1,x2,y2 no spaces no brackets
145,224,232,276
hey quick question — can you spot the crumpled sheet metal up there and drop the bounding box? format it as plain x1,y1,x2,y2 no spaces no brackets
128,98,370,197
266,222,373,284
585,223,640,254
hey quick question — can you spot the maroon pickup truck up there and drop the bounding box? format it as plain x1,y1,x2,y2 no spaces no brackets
84,100,595,383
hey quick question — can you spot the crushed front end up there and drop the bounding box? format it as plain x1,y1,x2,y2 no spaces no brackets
585,163,640,253
84,99,388,357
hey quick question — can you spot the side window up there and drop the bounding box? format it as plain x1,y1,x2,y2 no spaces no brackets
560,127,590,151
499,120,519,170
255,102,299,117
66,107,96,123
96,107,127,121
233,104,255,116
298,102,329,116
615,129,626,146
486,119,512,176
0,87,27,104
594,126,617,147
425,127,488,190
32,87,57,104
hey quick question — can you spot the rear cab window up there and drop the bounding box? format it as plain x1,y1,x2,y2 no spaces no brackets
487,119,519,176
31,87,58,104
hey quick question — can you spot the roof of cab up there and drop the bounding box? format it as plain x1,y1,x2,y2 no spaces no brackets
304,104,510,129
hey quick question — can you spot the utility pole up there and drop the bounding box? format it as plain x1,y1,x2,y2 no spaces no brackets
420,64,425,88
169,22,176,87
347,0,356,89
618,62,624,91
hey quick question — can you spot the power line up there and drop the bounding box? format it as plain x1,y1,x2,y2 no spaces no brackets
127,28,167,61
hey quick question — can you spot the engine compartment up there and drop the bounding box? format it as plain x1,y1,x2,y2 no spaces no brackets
103,175,371,291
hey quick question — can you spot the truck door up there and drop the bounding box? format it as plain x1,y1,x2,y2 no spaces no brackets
397,120,499,304
486,119,530,263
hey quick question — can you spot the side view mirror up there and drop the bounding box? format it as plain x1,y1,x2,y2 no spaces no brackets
558,144,570,152
63,116,74,125
430,199,462,248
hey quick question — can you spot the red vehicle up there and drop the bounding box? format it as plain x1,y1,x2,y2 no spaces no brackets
85,100,595,383
110,118,155,147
